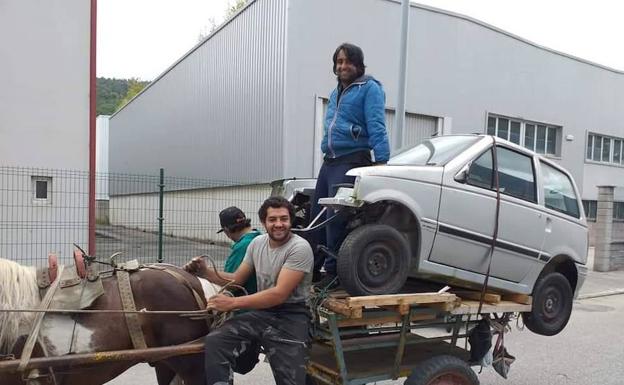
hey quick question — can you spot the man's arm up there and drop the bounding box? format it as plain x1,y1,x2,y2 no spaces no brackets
364,82,390,162
207,267,305,312
184,257,253,287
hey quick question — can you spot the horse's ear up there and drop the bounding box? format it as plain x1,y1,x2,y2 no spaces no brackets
48,253,58,282
74,249,87,279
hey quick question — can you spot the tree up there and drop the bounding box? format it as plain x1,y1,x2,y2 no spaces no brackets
197,0,247,42
225,0,247,19
116,78,149,110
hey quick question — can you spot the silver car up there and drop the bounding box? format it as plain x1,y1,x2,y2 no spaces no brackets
279,135,588,336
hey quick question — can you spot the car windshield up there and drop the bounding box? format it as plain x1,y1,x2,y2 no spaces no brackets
388,136,480,166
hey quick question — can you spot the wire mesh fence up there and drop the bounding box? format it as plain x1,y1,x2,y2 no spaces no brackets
0,166,272,268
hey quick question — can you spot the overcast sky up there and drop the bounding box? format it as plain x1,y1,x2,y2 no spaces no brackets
97,0,624,80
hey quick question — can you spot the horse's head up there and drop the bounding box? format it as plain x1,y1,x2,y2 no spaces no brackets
0,258,40,354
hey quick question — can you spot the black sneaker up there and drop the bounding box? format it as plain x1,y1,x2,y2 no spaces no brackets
314,274,339,291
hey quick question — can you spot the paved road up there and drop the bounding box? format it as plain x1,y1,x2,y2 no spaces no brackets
96,224,230,268
107,293,624,385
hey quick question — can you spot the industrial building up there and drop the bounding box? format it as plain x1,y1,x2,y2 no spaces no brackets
108,0,624,258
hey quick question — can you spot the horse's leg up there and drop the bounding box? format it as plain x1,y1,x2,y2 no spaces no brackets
161,354,205,385
154,362,176,385
57,362,135,385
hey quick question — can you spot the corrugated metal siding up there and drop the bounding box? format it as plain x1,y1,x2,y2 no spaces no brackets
385,110,439,150
109,0,287,187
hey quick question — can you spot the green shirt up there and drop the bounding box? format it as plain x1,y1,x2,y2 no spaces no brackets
224,229,261,295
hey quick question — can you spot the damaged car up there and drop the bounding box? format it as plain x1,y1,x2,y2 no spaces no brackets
275,134,588,336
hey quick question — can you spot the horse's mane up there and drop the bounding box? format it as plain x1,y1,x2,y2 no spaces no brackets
0,258,40,354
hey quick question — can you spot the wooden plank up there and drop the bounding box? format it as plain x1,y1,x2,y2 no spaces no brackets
323,298,362,318
452,290,501,304
502,293,532,305
450,300,531,315
379,303,411,315
346,292,457,307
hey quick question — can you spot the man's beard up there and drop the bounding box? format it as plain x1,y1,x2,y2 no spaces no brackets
268,228,291,243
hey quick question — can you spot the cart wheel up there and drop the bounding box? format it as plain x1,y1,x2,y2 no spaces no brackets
337,224,410,296
404,355,479,385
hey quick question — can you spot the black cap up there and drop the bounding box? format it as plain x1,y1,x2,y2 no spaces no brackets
217,206,250,233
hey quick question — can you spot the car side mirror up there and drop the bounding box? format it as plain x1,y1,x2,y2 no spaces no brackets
454,163,471,183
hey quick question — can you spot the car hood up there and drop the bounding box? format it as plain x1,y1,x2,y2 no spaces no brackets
346,165,444,184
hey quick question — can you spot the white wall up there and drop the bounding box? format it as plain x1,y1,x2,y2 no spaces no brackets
0,0,91,266
109,184,271,243
96,116,110,200
0,0,91,170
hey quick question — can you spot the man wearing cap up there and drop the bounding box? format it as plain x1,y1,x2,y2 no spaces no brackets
184,196,313,385
217,206,261,295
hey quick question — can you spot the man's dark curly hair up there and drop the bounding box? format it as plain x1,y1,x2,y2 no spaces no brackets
332,42,366,79
258,196,295,223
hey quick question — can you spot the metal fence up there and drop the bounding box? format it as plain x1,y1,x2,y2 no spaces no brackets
0,166,271,268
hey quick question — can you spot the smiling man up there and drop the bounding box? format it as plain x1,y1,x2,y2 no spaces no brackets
184,196,313,385
311,42,390,289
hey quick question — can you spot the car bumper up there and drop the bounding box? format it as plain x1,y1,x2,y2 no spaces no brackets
574,262,588,298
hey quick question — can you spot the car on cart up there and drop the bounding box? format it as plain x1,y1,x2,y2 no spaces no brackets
275,134,588,336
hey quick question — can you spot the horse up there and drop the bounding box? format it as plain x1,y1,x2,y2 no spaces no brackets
0,257,219,385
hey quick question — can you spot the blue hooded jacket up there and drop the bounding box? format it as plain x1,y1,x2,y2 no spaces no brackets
321,75,390,162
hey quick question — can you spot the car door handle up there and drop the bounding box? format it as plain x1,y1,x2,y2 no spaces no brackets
545,216,552,233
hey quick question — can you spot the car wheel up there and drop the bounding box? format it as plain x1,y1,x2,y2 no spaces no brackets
337,224,410,296
522,272,573,336
404,355,479,385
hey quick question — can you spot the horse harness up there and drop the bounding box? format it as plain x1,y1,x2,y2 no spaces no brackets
115,261,207,350
20,254,208,379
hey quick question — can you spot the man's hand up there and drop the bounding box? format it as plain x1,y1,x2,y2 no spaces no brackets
207,294,237,312
183,256,211,279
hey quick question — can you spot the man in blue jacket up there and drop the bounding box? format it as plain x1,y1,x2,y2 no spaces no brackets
312,43,390,289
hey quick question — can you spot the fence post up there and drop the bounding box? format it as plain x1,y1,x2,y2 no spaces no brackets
158,168,164,263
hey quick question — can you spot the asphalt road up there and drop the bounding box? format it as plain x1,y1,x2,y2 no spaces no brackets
107,293,624,385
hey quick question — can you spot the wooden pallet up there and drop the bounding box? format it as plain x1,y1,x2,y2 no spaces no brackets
320,289,531,322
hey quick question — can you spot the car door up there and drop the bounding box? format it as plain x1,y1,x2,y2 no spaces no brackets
429,147,498,274
429,145,546,282
537,161,588,266
489,146,545,282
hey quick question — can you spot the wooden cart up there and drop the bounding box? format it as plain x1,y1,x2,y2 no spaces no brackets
306,289,531,385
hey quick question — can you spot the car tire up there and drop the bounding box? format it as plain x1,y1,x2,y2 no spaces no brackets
522,272,573,336
404,355,479,385
337,224,410,296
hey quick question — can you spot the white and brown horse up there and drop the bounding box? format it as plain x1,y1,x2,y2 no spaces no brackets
0,258,219,385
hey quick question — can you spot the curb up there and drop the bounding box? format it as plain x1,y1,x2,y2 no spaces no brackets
577,288,624,300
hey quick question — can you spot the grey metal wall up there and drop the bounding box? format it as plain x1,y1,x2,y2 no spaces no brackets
109,0,287,184
283,0,624,194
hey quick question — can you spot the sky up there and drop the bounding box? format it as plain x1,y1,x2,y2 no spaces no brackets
97,0,624,81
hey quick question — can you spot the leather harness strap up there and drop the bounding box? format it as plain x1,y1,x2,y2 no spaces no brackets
18,265,65,371
160,268,207,310
116,270,148,350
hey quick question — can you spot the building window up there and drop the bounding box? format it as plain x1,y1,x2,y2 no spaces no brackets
587,133,624,165
487,115,560,156
582,200,597,221
614,202,624,221
32,176,52,204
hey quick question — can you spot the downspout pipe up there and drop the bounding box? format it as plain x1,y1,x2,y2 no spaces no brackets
393,0,410,153
89,0,97,255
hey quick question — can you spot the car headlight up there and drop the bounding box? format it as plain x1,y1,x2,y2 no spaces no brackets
352,176,361,199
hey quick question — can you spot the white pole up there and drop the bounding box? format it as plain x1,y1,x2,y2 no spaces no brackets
393,0,410,153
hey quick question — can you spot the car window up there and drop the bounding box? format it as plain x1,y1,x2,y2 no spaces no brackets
388,136,479,166
466,146,536,202
467,149,493,189
540,162,580,218
497,147,536,202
